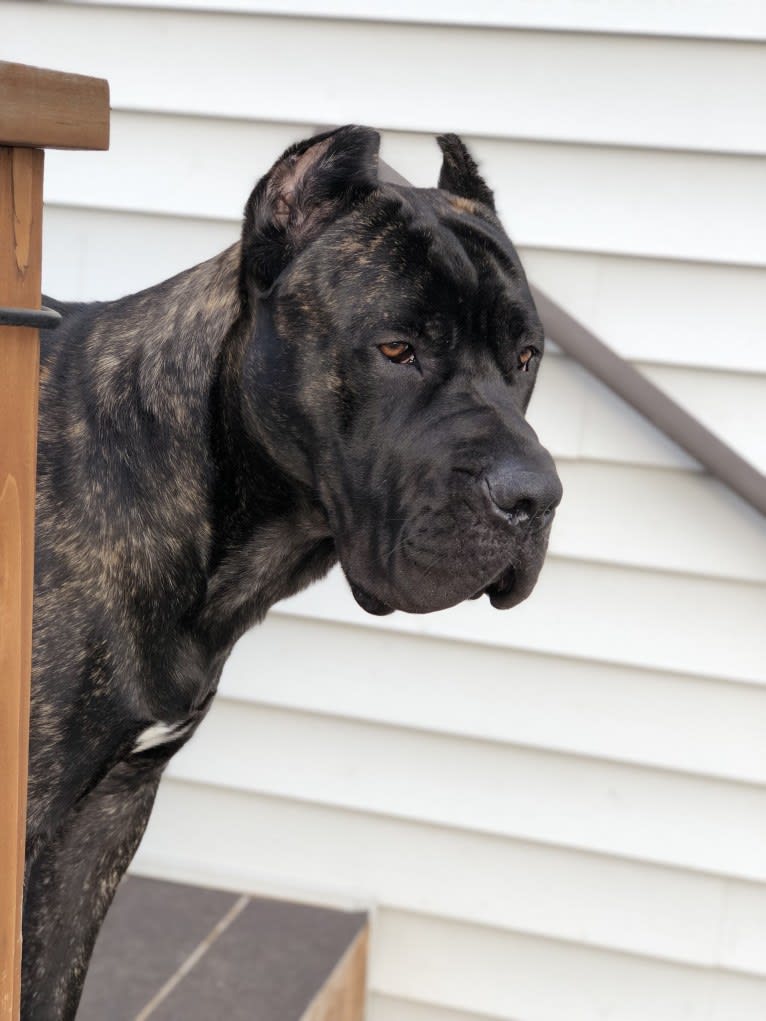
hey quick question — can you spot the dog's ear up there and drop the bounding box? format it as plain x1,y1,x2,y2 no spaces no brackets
436,134,495,211
242,125,380,293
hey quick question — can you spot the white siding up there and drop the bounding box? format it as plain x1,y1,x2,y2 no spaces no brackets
6,4,766,152
9,2,766,1017
53,0,766,42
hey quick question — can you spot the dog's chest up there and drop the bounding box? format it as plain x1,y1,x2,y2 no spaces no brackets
132,719,197,754
128,681,218,761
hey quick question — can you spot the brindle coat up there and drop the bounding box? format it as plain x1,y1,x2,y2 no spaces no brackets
23,126,561,1019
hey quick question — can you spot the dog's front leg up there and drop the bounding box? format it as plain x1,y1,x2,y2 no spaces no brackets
21,760,163,1021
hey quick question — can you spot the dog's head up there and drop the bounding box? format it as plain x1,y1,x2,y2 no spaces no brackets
238,125,562,615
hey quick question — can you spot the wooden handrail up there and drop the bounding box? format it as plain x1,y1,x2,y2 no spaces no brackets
0,62,109,151
0,61,109,1021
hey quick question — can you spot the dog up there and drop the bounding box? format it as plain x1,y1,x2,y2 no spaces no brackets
23,125,562,1019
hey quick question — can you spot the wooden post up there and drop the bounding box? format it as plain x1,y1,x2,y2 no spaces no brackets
0,144,44,1021
0,62,109,1021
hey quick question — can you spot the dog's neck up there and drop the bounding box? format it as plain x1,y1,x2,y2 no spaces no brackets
184,247,336,651
65,243,337,657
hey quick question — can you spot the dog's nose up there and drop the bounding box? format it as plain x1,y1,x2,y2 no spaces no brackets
485,463,563,527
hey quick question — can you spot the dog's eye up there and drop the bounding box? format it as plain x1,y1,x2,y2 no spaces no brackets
518,346,539,372
379,341,416,365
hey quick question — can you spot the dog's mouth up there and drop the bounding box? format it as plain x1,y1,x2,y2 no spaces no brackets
349,558,536,616
480,563,518,609
349,583,396,616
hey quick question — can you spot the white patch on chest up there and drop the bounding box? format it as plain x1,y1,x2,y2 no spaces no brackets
133,720,192,754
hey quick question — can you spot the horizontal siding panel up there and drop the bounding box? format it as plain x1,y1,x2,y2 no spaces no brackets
371,909,766,1021
368,994,491,1021
56,0,766,41
384,131,766,266
522,249,766,374
44,112,311,225
277,561,766,684
220,616,766,785
6,4,766,154
42,206,237,303
134,779,766,974
549,460,766,582
165,700,766,879
537,357,766,475
42,206,766,376
44,111,766,266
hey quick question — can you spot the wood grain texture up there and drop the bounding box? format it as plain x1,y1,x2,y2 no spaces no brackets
300,925,369,1021
0,145,43,1021
0,61,109,150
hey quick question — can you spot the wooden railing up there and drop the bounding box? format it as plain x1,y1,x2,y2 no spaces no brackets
0,61,109,1021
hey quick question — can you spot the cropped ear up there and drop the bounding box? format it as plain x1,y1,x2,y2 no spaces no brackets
242,124,380,293
436,134,495,211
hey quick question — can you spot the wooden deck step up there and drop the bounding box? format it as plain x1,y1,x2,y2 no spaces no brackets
76,875,368,1021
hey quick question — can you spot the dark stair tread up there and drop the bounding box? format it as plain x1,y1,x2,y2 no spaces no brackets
76,875,367,1021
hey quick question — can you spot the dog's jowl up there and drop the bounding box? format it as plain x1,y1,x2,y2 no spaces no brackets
25,126,561,1019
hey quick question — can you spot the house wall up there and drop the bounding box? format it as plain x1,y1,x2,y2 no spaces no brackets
6,3,766,1017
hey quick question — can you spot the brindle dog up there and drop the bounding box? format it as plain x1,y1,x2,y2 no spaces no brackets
24,125,561,1018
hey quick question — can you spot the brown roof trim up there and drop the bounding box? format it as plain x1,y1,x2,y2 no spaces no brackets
372,153,766,517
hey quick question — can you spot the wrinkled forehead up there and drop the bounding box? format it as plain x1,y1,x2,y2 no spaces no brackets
285,186,539,339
